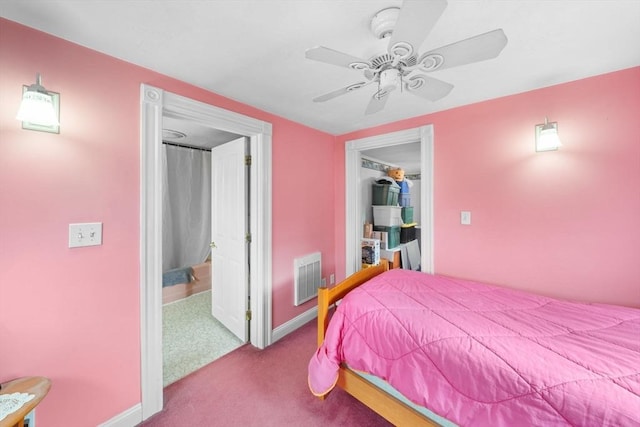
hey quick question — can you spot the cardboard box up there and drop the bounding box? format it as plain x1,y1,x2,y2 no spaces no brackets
361,238,380,266
371,230,387,250
373,225,400,249
363,222,373,239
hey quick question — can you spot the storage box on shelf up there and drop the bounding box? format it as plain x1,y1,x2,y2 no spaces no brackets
399,193,411,207
373,225,400,249
372,206,403,227
372,183,399,206
401,206,413,223
400,222,417,243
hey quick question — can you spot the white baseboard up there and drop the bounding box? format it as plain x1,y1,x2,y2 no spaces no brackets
271,305,317,343
98,403,142,427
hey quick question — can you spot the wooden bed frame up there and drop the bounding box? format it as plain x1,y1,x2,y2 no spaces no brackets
316,259,440,426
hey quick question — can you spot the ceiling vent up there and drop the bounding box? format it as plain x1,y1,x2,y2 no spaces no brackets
162,129,186,140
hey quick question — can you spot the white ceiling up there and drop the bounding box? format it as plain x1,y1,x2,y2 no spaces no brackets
363,141,422,174
162,114,242,150
2,0,639,136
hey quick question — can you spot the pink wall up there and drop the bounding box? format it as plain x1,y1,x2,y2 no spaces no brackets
0,19,334,426
271,122,336,326
336,67,640,308
2,16,638,426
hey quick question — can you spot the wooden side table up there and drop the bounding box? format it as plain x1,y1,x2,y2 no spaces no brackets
0,377,51,427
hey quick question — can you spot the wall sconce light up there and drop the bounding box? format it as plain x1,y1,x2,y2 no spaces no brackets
16,72,60,133
535,117,561,152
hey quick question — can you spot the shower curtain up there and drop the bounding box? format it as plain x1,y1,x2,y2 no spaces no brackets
162,144,212,272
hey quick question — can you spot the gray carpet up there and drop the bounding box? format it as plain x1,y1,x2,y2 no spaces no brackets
163,290,243,386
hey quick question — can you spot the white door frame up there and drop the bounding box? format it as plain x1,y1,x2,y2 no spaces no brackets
345,125,434,277
140,84,273,419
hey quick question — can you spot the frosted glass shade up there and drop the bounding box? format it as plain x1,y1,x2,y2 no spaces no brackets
16,89,59,127
535,121,561,152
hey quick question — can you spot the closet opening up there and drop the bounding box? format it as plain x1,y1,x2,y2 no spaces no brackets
344,125,434,277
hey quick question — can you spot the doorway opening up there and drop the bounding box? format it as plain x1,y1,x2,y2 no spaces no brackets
160,118,248,387
344,125,434,276
140,84,273,420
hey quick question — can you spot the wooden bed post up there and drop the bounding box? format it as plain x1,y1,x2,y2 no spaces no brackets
314,259,439,426
317,283,330,347
317,259,389,346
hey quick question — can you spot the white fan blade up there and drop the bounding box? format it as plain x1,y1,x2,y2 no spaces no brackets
312,81,372,102
365,90,391,115
305,46,371,71
406,74,453,101
418,29,508,72
388,0,448,58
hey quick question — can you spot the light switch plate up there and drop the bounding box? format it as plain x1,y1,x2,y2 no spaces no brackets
69,222,103,248
460,211,471,225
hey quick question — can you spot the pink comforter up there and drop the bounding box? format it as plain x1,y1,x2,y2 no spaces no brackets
308,269,640,426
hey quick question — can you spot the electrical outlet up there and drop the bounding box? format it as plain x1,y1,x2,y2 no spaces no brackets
69,222,103,248
330,274,335,285
24,410,35,427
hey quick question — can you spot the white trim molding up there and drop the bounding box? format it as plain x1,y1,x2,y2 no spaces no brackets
140,84,273,420
271,306,318,343
140,86,164,419
345,125,434,277
97,404,142,427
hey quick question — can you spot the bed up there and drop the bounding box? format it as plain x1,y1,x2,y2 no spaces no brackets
308,260,640,426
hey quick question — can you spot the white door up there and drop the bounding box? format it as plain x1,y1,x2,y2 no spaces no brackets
211,137,248,341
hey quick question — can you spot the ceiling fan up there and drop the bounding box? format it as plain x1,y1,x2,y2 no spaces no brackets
305,0,508,115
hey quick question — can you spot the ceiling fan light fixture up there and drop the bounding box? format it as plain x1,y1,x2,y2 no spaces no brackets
371,7,400,39
379,68,401,92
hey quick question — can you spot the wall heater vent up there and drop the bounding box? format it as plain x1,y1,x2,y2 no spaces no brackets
294,252,322,306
